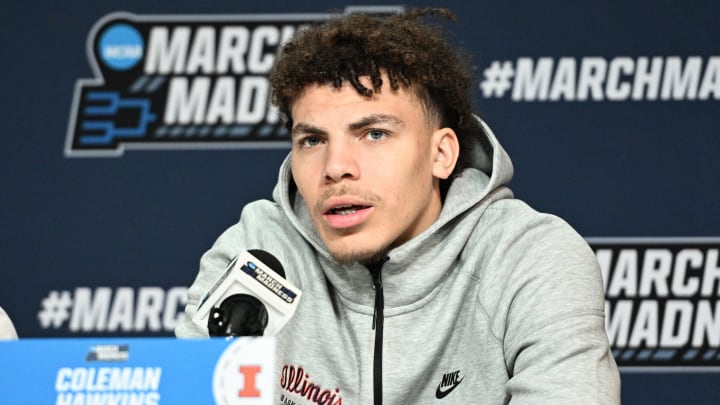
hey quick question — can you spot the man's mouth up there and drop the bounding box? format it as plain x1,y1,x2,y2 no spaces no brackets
322,202,374,229
328,205,370,215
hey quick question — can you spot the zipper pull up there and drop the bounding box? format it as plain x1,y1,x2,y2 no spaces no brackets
371,269,382,330
366,257,387,330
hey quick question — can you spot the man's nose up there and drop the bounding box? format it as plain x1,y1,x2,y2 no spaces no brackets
322,139,359,183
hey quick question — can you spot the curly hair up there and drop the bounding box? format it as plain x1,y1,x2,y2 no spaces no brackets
270,7,480,175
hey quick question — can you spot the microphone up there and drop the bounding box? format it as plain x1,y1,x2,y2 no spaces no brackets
192,249,302,337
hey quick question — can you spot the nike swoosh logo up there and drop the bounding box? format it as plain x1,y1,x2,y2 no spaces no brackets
435,376,464,399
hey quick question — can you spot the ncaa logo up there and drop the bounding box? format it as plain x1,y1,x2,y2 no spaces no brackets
98,23,144,71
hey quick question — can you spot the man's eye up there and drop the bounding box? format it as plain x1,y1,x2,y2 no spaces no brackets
300,136,322,148
367,129,387,140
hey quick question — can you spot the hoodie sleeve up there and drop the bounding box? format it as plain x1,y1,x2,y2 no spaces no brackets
489,209,621,404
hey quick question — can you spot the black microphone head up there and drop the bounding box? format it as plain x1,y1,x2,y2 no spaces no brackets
248,249,286,278
205,249,287,337
207,294,268,337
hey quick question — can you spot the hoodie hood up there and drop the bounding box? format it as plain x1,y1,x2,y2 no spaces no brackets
271,118,515,309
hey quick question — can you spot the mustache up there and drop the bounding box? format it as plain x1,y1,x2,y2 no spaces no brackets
314,185,382,213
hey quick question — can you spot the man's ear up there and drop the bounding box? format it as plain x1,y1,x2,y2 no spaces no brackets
431,127,460,179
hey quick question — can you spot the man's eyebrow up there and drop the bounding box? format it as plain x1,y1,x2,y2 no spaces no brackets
348,114,404,131
291,114,404,138
290,123,326,139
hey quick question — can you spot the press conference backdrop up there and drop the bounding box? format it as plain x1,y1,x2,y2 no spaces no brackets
1,0,718,403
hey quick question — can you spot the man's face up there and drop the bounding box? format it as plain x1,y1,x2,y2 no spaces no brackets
289,76,457,264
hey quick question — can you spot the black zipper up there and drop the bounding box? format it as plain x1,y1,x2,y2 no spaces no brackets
367,258,388,405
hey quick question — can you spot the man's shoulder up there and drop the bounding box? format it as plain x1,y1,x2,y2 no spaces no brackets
241,198,283,215
474,198,587,249
462,199,606,344
484,197,564,223
463,197,600,298
237,198,293,229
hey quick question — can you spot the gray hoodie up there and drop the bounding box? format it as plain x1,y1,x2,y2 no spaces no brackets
176,120,621,404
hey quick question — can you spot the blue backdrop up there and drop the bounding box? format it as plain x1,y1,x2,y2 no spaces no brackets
2,1,719,403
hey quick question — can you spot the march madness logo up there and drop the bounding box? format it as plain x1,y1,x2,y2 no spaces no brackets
590,237,720,369
65,7,402,157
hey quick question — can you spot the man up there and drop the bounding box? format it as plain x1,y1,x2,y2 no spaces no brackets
176,8,620,404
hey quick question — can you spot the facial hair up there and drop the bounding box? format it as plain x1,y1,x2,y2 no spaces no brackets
330,245,391,267
311,185,388,265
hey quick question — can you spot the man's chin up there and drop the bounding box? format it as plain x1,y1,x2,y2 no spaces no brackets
328,246,390,267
